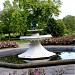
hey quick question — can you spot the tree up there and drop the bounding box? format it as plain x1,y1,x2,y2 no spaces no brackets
0,7,15,40
0,21,4,40
63,15,75,34
3,0,12,9
44,18,65,37
14,0,62,29
12,8,29,35
0,0,62,39
12,0,29,35
0,0,29,40
56,19,66,36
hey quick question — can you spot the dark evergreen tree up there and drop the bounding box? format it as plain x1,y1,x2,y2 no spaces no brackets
45,18,64,37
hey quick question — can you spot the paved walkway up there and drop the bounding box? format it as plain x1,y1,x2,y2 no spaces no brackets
0,43,75,52
0,43,75,57
0,63,75,75
0,43,30,57
0,43,29,52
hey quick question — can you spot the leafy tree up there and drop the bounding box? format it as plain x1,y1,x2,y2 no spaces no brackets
0,0,29,40
56,19,66,36
3,0,12,9
0,0,16,40
0,0,62,40
0,21,4,40
63,15,75,34
12,0,29,35
14,0,62,29
12,8,29,35
45,18,65,37
44,18,56,36
0,6,15,40
0,21,3,33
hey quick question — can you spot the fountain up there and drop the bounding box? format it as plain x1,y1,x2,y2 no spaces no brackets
18,22,55,63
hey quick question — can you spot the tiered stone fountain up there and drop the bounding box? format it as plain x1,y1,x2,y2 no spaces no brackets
18,23,55,63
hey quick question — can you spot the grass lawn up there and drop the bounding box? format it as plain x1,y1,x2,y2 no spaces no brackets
0,33,30,44
16,40,29,44
0,39,29,44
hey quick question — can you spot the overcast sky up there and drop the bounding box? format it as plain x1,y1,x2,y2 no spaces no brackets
58,0,75,19
0,0,75,19
0,0,5,10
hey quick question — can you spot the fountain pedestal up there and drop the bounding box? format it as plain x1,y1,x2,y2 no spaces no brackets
18,29,55,63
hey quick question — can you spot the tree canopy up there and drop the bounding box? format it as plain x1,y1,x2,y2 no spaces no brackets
13,0,61,29
44,18,65,37
63,15,75,34
0,0,62,38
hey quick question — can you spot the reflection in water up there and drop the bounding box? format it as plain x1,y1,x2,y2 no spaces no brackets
50,52,75,61
0,52,75,63
49,52,61,61
0,54,26,64
60,52,75,60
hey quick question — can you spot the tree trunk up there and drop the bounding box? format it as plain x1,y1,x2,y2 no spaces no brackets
8,33,10,41
20,33,21,36
24,32,27,36
0,33,3,41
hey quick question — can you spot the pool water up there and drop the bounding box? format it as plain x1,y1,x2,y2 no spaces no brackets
0,52,75,63
60,52,75,60
0,54,26,64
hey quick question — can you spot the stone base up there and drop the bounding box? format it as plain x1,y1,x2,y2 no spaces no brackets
18,41,55,63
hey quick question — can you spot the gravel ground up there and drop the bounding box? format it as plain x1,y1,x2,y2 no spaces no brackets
0,64,75,75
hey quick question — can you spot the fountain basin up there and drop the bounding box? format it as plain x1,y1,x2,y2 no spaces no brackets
18,42,55,63
0,51,75,63
20,34,52,41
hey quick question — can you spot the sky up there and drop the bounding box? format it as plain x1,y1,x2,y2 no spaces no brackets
58,0,75,19
0,0,5,10
0,0,75,19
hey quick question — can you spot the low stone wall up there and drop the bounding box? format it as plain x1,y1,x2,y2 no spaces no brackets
0,59,75,75
45,46,75,52
0,59,75,69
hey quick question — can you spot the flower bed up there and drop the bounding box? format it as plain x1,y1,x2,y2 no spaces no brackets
0,41,19,49
42,36,75,45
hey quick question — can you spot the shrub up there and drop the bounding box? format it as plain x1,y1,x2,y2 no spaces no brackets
42,36,75,45
0,41,19,49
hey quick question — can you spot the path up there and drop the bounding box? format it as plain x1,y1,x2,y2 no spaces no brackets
0,43,75,57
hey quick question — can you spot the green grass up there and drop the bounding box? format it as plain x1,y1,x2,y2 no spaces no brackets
0,33,30,44
16,40,29,44
0,39,29,43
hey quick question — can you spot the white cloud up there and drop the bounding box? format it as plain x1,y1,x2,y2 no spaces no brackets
0,0,13,10
0,0,5,10
58,0,75,19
